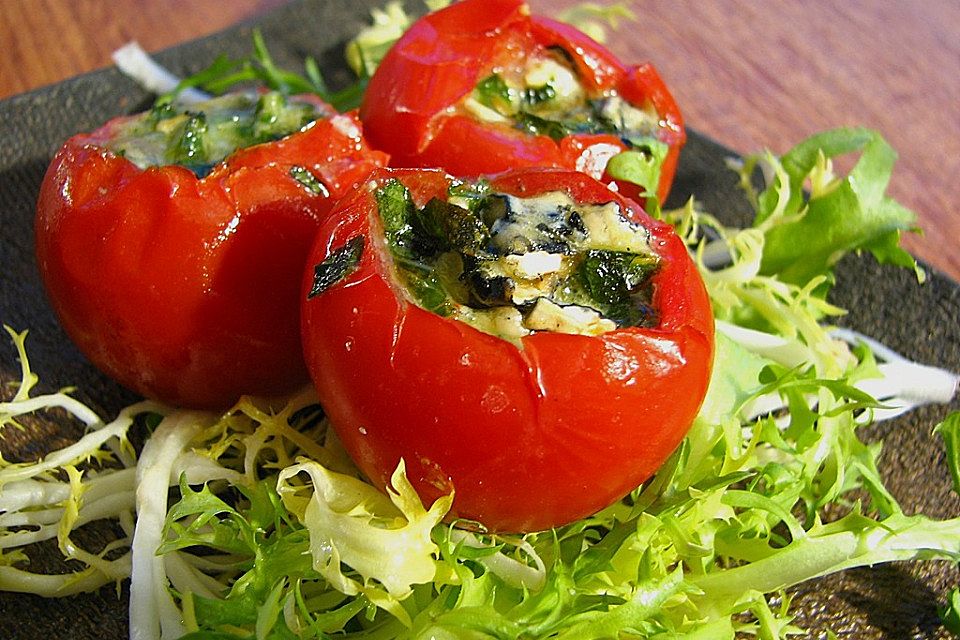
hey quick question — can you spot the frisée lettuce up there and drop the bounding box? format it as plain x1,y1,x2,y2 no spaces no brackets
2,124,959,638
4,3,960,637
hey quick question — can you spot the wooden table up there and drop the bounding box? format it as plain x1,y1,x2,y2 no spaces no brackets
2,0,957,282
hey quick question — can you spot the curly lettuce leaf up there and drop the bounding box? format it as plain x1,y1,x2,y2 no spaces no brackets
605,140,670,215
941,586,960,634
737,127,921,287
2,120,958,639
556,3,636,44
277,458,452,621
935,411,960,496
345,1,419,78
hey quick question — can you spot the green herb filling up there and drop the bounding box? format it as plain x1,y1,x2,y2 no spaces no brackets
106,91,326,177
375,179,661,340
466,51,667,155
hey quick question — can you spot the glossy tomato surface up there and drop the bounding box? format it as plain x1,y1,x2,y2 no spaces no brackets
300,167,714,532
360,0,686,204
35,106,388,409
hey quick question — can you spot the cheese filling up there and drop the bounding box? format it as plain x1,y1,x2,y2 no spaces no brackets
465,52,664,147
376,180,661,341
104,92,328,177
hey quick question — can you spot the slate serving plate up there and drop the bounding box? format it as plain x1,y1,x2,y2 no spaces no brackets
0,0,958,637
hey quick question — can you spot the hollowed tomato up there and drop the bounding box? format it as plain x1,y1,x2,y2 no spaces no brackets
360,0,686,205
301,167,713,532
35,94,388,408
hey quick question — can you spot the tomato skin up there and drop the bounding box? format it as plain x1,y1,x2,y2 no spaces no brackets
35,107,388,409
360,0,686,204
301,167,714,532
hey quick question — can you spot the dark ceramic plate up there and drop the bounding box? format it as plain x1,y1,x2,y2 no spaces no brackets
0,0,957,637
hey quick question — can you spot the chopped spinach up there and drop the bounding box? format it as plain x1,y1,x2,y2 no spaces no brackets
106,91,327,176
578,250,659,326
475,74,515,115
471,66,667,159
514,111,570,141
307,235,365,299
411,198,490,257
289,166,329,197
400,268,453,316
580,251,654,304
375,179,417,258
252,92,316,142
448,180,492,209
148,102,178,125
168,112,209,170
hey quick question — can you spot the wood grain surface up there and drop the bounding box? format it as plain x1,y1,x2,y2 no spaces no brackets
1,0,957,282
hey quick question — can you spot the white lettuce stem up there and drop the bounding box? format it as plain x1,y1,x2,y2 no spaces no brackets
1,392,102,428
691,514,960,616
831,327,960,420
715,320,810,369
0,491,134,548
448,529,546,592
0,563,117,596
0,467,136,515
0,422,127,484
111,42,211,104
164,550,224,600
717,320,959,422
0,400,160,486
129,410,212,640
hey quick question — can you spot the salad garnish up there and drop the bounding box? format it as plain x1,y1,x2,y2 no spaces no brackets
2,2,959,638
4,120,959,635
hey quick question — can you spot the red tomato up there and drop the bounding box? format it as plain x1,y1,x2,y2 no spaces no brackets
35,99,388,409
300,167,714,532
360,0,686,205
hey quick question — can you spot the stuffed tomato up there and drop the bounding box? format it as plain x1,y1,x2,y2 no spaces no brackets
35,92,388,408
301,167,714,532
359,0,685,206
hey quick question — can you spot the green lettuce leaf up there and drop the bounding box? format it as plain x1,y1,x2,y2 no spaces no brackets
277,459,452,623
935,411,960,496
739,127,921,286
